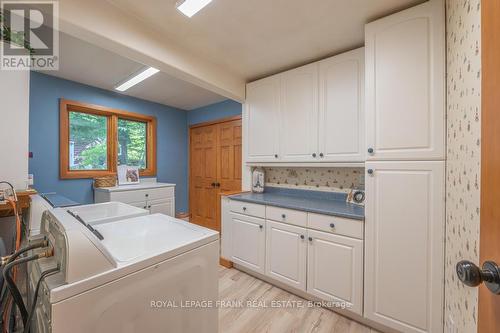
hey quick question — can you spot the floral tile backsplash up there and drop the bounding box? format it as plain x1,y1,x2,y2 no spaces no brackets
262,167,364,193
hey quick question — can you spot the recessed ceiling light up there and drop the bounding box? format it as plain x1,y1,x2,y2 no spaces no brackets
115,67,160,92
176,0,212,18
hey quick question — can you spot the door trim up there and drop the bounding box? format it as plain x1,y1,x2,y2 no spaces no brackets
189,115,242,129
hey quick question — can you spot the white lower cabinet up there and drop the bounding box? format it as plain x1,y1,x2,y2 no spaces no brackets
364,161,444,333
230,212,266,274
265,221,307,290
148,198,174,216
307,229,363,315
223,201,364,317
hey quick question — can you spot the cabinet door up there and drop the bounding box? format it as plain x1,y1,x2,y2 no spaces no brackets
230,212,266,274
307,229,363,315
265,221,307,290
148,199,174,217
280,63,319,162
318,48,365,162
246,76,280,162
365,0,445,160
364,161,444,333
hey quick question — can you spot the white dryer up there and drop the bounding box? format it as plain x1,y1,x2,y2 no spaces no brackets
30,209,219,333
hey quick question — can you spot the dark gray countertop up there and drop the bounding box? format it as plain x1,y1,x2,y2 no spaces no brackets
229,187,364,220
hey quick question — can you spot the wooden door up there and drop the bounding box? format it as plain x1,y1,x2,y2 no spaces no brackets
246,76,281,162
280,63,319,162
364,161,445,333
217,119,242,195
365,0,445,161
265,221,307,291
307,229,363,315
189,124,218,229
479,0,500,330
318,48,365,162
189,117,242,231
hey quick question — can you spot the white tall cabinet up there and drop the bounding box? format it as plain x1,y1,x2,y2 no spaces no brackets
363,1,445,333
365,0,445,161
245,47,365,164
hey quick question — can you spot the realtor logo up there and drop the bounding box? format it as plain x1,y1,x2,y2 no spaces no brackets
1,1,59,70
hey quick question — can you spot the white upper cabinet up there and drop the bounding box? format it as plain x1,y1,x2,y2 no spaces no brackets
246,76,281,162
279,63,319,162
318,48,365,162
244,48,365,164
365,0,445,161
364,161,444,333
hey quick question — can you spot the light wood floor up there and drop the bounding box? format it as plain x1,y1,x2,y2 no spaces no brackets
219,266,380,333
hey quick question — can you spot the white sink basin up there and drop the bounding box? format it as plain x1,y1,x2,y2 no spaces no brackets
67,202,149,225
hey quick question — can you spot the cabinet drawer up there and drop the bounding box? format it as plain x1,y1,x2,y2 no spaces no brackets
307,213,363,239
229,200,265,218
110,186,174,203
266,206,307,227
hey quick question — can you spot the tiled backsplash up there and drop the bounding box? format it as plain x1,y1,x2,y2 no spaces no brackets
262,167,364,193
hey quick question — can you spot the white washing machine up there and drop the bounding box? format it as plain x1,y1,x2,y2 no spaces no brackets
30,208,219,333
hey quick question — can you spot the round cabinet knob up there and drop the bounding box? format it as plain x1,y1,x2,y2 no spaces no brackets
312,153,317,158
145,194,149,197
308,237,313,242
319,153,324,158
330,223,335,228
211,182,216,187
274,154,278,158
148,205,151,209
368,148,374,154
259,225,263,229
300,235,305,240
367,169,374,175
143,206,147,209
281,214,286,219
243,207,247,211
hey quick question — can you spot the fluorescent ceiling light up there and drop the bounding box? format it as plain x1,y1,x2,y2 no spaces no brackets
176,0,212,18
115,67,160,92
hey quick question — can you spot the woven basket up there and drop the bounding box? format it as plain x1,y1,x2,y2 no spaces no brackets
94,176,117,188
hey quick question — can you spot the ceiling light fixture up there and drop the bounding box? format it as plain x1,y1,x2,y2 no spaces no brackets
115,67,160,92
176,0,212,18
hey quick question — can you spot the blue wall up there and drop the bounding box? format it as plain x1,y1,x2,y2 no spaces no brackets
187,100,242,125
29,72,189,212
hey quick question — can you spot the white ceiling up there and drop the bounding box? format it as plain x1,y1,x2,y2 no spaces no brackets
38,33,227,110
105,0,426,81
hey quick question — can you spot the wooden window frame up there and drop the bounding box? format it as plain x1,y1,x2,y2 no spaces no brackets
60,99,157,179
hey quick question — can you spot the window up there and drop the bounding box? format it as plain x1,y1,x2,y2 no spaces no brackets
60,100,156,179
118,118,147,169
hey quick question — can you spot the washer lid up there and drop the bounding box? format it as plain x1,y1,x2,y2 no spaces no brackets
95,214,218,263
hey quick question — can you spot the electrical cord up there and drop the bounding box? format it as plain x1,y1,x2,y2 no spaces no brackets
0,239,49,327
2,253,50,327
22,267,59,333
